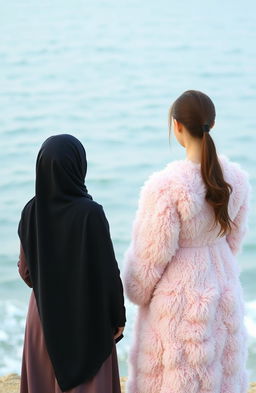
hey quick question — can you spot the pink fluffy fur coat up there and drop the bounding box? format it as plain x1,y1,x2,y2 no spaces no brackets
122,153,251,393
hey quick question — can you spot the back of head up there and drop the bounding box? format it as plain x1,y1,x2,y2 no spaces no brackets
36,134,89,200
170,90,233,237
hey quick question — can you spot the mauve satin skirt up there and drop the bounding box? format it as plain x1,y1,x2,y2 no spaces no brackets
20,291,122,393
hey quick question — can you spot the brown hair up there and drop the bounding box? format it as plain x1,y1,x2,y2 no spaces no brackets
169,90,233,237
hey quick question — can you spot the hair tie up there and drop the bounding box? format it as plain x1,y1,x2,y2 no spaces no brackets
202,124,210,133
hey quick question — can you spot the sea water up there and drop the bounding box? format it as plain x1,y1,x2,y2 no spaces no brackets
0,0,256,380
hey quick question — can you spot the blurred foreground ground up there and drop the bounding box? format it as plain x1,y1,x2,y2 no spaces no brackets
0,374,255,393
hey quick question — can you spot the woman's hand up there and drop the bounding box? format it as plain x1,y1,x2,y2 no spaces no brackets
114,326,124,340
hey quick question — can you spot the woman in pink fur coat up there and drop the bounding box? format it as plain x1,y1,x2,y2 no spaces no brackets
122,90,251,393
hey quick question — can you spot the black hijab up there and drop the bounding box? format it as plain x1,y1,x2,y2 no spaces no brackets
18,134,126,392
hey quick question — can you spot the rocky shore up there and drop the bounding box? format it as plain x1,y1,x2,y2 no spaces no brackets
0,374,127,393
0,374,255,393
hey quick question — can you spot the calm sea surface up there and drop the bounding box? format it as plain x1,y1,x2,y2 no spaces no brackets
0,0,256,380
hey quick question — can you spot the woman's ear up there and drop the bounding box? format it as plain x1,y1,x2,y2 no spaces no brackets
173,118,182,133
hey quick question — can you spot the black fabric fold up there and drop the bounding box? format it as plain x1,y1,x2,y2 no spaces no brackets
18,134,126,392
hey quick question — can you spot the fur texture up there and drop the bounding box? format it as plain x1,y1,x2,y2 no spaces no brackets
122,154,251,393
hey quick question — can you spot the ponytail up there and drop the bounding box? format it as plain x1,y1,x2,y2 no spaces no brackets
169,90,234,237
201,132,233,236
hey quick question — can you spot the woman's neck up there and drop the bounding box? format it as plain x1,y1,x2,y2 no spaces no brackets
185,139,203,164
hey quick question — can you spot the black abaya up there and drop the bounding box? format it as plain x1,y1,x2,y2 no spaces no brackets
18,134,126,392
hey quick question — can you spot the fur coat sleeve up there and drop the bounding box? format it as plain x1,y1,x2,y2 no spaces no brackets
122,170,181,306
226,163,252,256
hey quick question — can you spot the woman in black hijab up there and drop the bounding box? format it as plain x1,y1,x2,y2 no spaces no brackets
17,134,126,393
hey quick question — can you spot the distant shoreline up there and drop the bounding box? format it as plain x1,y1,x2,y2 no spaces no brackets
0,374,255,393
